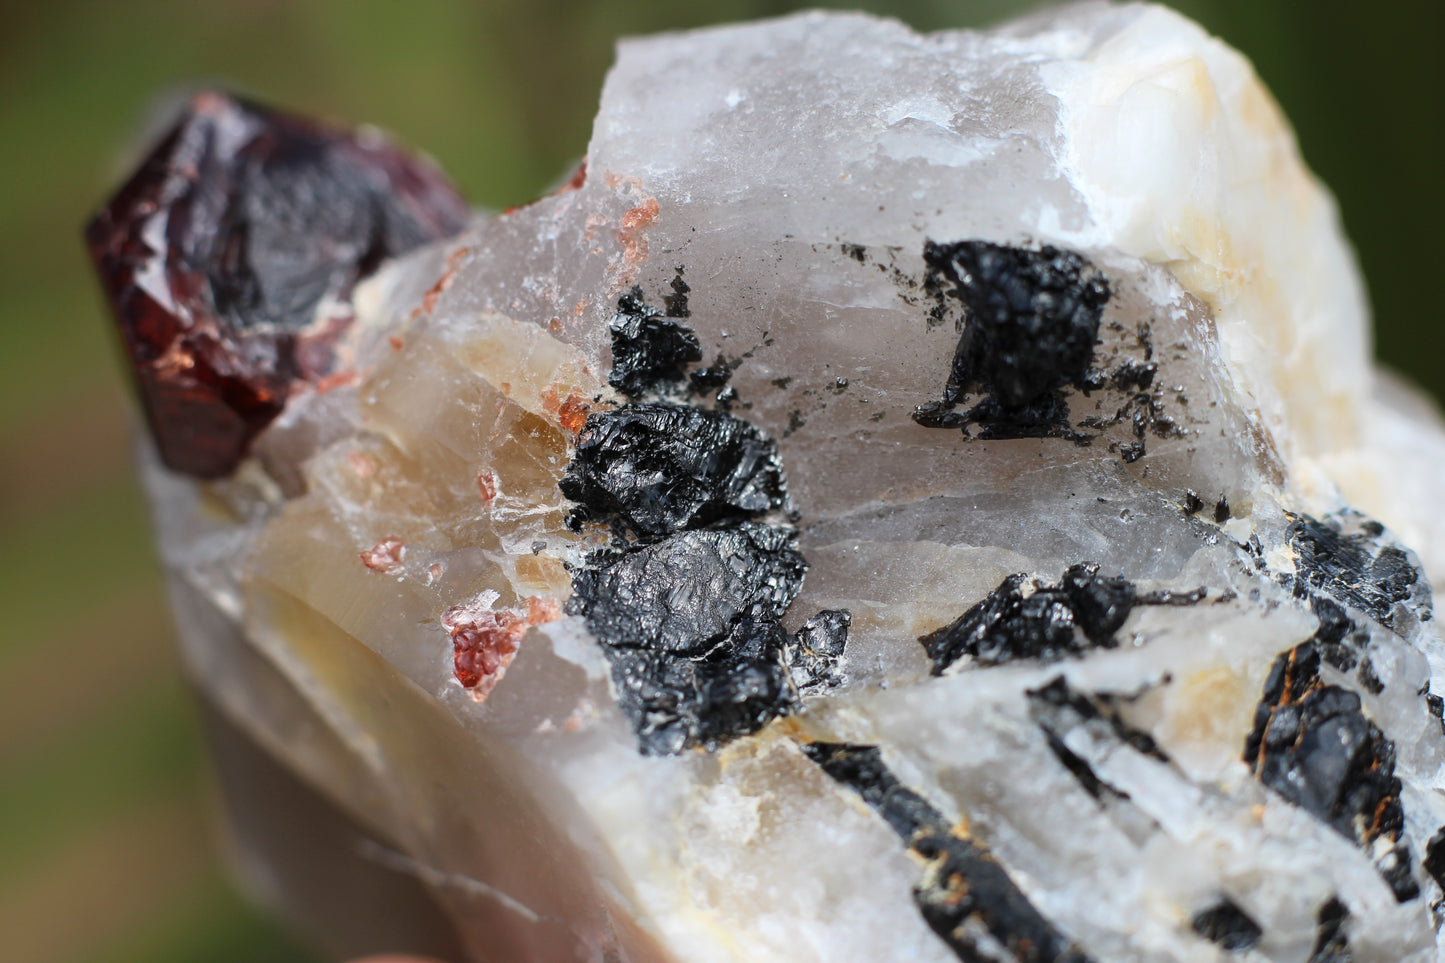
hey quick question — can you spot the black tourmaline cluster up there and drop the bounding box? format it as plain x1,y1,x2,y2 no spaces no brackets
1245,640,1416,902
563,289,847,755
913,241,1110,438
1241,511,1433,904
920,562,1203,674
562,403,787,540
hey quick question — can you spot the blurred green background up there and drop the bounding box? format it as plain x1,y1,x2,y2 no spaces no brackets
0,1,1439,960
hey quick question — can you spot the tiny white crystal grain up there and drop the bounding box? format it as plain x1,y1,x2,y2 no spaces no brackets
123,4,1445,961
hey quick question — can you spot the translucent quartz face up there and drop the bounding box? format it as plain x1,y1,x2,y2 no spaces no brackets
92,5,1445,963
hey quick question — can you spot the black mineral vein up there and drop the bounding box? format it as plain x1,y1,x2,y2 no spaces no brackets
920,563,1204,675
804,742,1091,963
1027,676,1169,807
565,287,847,755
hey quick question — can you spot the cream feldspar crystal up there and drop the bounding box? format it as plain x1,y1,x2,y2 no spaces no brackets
133,4,1445,962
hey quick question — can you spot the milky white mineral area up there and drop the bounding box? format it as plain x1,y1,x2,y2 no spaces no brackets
134,4,1445,962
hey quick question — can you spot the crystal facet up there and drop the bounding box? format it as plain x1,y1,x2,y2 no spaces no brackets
85,91,469,477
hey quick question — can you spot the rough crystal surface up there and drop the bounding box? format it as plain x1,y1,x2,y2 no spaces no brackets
93,4,1445,962
560,402,789,539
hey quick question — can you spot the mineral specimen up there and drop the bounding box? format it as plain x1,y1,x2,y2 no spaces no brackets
88,4,1445,962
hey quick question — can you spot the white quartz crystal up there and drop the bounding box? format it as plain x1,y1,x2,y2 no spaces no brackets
141,4,1445,961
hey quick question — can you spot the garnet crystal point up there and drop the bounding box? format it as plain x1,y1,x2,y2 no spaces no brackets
85,90,469,478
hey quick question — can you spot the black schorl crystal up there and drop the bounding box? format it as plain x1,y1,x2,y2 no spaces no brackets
566,523,808,749
564,285,847,755
1213,496,1231,524
568,524,806,656
1030,698,1121,804
1191,900,1262,952
1302,594,1399,698
920,563,1201,674
1308,596,1363,672
560,404,788,540
1425,828,1445,891
1244,642,1418,902
566,518,821,755
1240,511,1435,903
1284,512,1425,628
605,617,798,756
787,609,851,692
913,240,1110,437
801,743,938,839
1308,898,1352,963
1427,693,1445,738
805,743,1091,963
920,571,1093,672
688,354,738,397
607,287,703,397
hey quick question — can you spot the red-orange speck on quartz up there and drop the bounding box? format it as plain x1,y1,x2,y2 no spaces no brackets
526,596,562,625
477,469,499,503
617,198,659,268
559,160,587,194
417,246,470,317
558,396,591,435
84,89,470,479
314,370,359,394
443,594,561,694
360,536,406,574
348,450,377,478
541,384,592,435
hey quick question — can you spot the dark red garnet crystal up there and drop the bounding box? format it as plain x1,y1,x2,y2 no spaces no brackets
85,91,470,478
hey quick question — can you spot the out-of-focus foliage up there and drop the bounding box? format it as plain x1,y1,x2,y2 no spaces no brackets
0,1,1436,960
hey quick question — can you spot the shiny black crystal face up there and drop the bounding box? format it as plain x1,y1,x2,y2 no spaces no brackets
1284,513,1422,627
569,524,806,657
560,403,788,540
85,90,470,478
